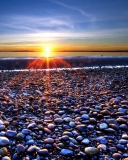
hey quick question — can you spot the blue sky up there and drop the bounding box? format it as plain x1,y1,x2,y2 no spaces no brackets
0,0,128,54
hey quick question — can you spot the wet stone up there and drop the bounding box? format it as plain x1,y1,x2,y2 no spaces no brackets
2,156,11,160
97,144,107,151
17,144,25,154
0,125,5,131
54,118,63,123
84,147,99,156
44,138,54,144
21,129,31,135
16,133,25,140
109,147,117,152
6,130,17,137
96,137,108,144
0,137,9,146
60,149,73,156
38,149,48,155
81,138,90,144
99,123,108,130
76,124,87,132
0,147,8,157
112,153,123,159
81,114,89,120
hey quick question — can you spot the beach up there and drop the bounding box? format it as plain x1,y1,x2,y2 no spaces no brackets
0,67,128,160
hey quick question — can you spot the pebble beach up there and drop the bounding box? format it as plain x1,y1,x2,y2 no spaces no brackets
0,67,128,160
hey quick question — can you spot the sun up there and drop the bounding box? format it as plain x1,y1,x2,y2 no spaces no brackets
45,46,50,58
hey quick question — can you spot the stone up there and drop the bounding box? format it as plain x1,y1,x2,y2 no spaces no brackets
27,146,37,153
48,123,55,129
76,124,87,132
0,125,5,131
22,129,31,135
6,130,17,137
0,147,8,157
38,149,48,155
16,133,25,140
84,147,99,156
60,149,73,156
96,136,108,144
2,156,11,160
17,144,25,154
81,138,90,144
0,137,9,146
54,118,63,123
97,144,107,151
81,114,89,120
69,121,75,127
44,138,54,144
99,123,108,129
112,153,123,159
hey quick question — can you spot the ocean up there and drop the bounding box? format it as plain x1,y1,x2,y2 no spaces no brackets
0,52,128,70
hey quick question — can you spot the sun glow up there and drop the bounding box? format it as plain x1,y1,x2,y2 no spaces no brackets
45,46,50,58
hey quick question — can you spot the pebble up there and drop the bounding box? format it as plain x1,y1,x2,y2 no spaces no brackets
60,149,73,156
0,147,8,157
112,153,123,159
97,144,107,151
96,136,108,144
38,149,48,155
22,129,31,135
2,156,11,160
81,138,90,144
99,123,108,129
17,144,25,154
44,138,54,144
84,147,99,156
0,137,9,146
0,67,128,159
6,130,17,137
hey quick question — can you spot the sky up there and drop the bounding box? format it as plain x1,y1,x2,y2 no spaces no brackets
0,0,128,57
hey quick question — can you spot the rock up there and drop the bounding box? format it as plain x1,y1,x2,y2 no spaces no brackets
0,120,4,125
60,149,73,156
69,121,75,127
99,123,108,129
27,146,37,153
17,144,25,154
84,147,99,156
6,130,17,137
118,139,127,144
22,129,31,135
117,118,127,124
48,123,55,130
76,124,87,132
27,123,36,129
0,147,8,157
81,114,89,120
38,149,48,155
119,124,128,130
96,136,108,144
2,156,11,160
112,153,123,159
0,137,9,146
81,138,90,144
44,138,54,144
109,147,117,152
97,144,107,151
16,133,25,140
106,119,117,124
12,153,20,160
116,144,125,150
54,118,63,123
0,125,5,131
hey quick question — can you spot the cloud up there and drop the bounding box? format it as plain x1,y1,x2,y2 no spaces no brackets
50,0,96,22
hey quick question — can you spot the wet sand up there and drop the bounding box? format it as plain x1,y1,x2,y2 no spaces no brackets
0,67,128,160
